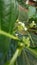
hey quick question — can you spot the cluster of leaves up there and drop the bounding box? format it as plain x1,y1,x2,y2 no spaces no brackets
0,0,37,65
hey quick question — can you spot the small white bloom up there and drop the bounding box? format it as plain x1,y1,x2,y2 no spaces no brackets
18,22,28,31
18,22,23,24
18,22,22,24
18,22,25,27
32,21,35,23
21,23,25,27
15,34,18,36
24,27,27,31
32,21,36,25
26,0,29,4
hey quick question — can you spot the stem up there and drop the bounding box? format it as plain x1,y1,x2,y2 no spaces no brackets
27,31,35,46
9,48,21,65
0,30,19,40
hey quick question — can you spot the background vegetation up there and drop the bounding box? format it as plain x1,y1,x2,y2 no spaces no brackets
0,0,37,65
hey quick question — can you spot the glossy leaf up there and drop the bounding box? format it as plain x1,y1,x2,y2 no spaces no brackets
28,6,36,18
0,0,19,64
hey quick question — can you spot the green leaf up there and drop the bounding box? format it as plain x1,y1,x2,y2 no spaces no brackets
28,6,36,18
29,32,37,47
27,47,37,58
16,48,37,65
0,0,19,63
18,9,28,21
0,0,19,33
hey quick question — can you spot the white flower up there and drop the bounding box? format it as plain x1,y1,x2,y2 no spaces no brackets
18,22,22,24
21,23,25,27
18,22,28,31
32,21,36,25
18,22,25,27
15,34,18,36
24,27,28,31
26,0,29,4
